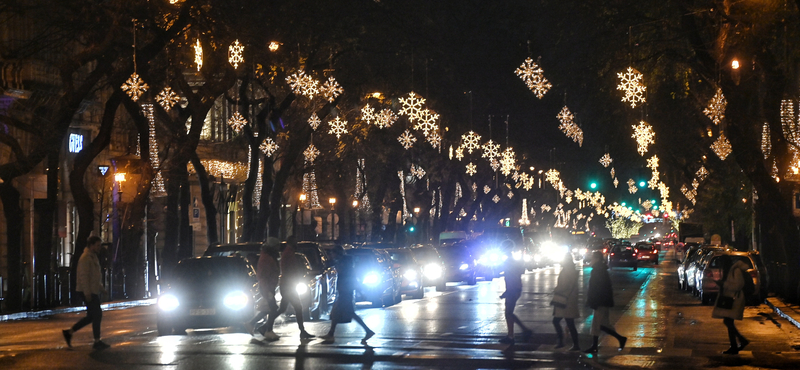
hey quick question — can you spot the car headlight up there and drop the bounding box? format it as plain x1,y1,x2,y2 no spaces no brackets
404,269,418,281
423,263,442,279
223,291,249,310
542,241,557,250
363,272,380,286
512,251,522,261
296,282,309,295
533,254,542,263
459,263,469,271
158,293,179,312
480,250,506,266
580,248,588,255
523,254,532,262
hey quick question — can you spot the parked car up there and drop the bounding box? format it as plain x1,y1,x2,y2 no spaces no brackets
386,248,425,299
409,245,447,291
685,246,726,294
291,242,338,318
607,243,638,271
157,256,257,336
436,242,477,286
677,244,704,290
347,248,402,307
695,250,762,305
635,242,659,264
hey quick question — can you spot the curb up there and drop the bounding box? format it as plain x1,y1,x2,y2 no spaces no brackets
0,298,156,322
764,297,800,330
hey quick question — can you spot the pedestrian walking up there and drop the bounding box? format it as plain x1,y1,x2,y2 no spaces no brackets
712,254,750,354
584,251,626,353
263,235,315,339
552,253,580,351
499,240,533,345
62,236,110,350
245,237,281,341
320,253,375,344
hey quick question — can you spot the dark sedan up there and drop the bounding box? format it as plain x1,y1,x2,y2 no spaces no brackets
291,242,338,320
387,248,424,299
156,256,257,336
607,243,638,271
348,248,402,307
436,242,477,286
410,245,446,291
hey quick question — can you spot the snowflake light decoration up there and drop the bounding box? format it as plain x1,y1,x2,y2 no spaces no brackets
308,113,321,130
492,194,501,203
617,67,646,108
227,112,247,132
328,116,348,139
762,123,771,159
461,131,481,154
541,204,551,212
260,137,279,157
156,86,180,111
455,146,465,161
613,178,619,188
398,129,417,149
194,39,203,71
466,162,477,176
374,109,397,129
515,57,552,99
703,88,727,125
692,178,700,189
228,40,244,69
320,77,344,102
482,140,500,159
711,134,732,160
500,148,516,176
414,109,439,136
696,166,709,181
599,153,612,168
286,70,319,99
121,73,149,102
303,144,320,163
557,106,583,146
627,179,638,194
410,164,426,179
632,121,655,156
507,191,514,199
361,104,375,124
427,132,441,149
483,185,491,194
490,157,500,171
545,169,561,186
610,167,615,178
398,92,426,122
646,155,659,170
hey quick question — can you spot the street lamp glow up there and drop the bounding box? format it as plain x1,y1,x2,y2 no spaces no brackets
114,173,127,182
352,200,359,207
268,41,280,52
329,197,336,205
299,194,307,202
413,207,420,214
731,59,740,69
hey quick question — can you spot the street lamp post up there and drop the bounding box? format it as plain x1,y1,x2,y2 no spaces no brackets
328,198,336,240
298,193,307,241
352,200,359,242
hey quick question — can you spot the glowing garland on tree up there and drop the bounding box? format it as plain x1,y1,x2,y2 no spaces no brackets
142,104,166,196
631,121,655,156
617,67,646,108
762,123,771,159
302,171,323,209
703,88,727,125
228,40,244,69
194,39,202,71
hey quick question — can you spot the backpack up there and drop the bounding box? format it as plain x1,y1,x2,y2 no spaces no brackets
742,270,756,297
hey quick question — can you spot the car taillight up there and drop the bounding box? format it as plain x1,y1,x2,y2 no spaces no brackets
652,250,657,254
633,253,637,256
603,248,608,253
610,253,615,256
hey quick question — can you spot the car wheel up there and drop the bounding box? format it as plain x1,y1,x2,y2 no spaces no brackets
393,287,403,304
411,286,424,299
436,282,447,292
467,274,477,285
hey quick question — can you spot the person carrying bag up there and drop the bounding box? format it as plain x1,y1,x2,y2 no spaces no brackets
712,254,751,354
551,253,580,350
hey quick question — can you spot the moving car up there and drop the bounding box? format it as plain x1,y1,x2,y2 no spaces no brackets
607,243,638,271
292,242,338,319
203,242,264,267
471,227,524,279
635,242,659,264
436,242,477,286
157,256,257,336
386,248,425,299
347,248,402,307
695,250,762,305
409,245,446,291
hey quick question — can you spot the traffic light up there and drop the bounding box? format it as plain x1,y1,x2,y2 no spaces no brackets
590,182,598,189
408,225,416,232
639,181,646,187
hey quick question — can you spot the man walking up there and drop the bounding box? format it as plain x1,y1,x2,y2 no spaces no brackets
499,240,533,345
62,236,110,350
263,236,315,339
246,237,281,341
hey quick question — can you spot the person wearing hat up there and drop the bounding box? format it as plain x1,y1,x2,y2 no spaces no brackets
246,237,281,341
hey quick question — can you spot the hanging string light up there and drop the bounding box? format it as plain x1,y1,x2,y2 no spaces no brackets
762,123,771,159
142,104,165,196
121,20,149,102
194,39,203,72
228,40,244,69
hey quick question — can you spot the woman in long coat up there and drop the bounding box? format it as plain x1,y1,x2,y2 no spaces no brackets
320,254,375,344
712,255,750,354
552,253,580,350
584,251,627,353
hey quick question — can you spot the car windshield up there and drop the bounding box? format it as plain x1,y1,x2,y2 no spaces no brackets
710,255,754,269
411,247,439,261
173,257,250,286
295,245,323,271
612,245,635,253
388,250,414,265
349,250,383,267
437,245,471,260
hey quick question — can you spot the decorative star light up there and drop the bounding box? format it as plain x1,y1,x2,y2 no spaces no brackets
320,77,344,102
156,86,180,111
500,148,516,176
711,134,732,160
398,92,426,122
556,106,583,146
227,112,247,132
632,121,656,156
455,146,465,161
328,116,349,139
303,144,320,163
490,157,500,171
194,39,203,72
492,194,501,203
762,123,771,159
466,162,477,176
482,185,491,194
374,109,398,129
228,40,244,69
617,67,646,108
121,73,149,102
703,88,727,125
647,155,659,170
410,164,426,179
482,140,500,159
398,129,417,149
260,137,279,157
613,178,619,188
696,166,709,181
308,113,321,130
692,178,700,189
545,169,561,186
599,153,612,168
515,57,552,99
461,131,482,154
627,179,638,194
541,204,551,212
361,104,375,124
427,132,441,149
414,109,439,136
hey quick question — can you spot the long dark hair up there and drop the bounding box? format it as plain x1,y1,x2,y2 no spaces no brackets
718,254,733,282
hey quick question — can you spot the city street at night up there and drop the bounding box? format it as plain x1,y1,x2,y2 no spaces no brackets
3,250,800,370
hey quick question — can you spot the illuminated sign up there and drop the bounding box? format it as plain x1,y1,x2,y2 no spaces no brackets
68,133,83,153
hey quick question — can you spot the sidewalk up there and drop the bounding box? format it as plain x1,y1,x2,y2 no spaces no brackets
765,296,800,330
0,298,155,322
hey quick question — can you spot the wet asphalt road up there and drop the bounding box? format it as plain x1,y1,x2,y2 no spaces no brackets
2,249,800,369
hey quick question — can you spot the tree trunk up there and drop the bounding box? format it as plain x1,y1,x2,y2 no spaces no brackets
190,154,218,244
32,149,59,308
0,183,23,310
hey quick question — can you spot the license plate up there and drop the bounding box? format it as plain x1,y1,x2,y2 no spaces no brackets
190,308,215,316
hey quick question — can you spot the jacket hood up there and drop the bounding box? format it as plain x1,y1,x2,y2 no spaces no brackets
732,260,749,271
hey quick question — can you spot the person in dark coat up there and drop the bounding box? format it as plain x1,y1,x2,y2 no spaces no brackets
552,253,580,350
499,241,533,345
245,237,281,341
584,251,627,353
712,254,750,354
263,235,315,339
319,253,375,344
